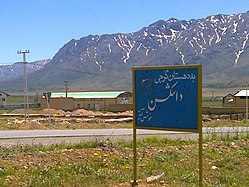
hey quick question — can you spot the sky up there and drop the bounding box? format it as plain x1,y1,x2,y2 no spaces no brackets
1,0,249,64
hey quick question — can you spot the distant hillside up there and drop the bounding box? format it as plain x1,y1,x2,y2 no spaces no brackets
1,11,249,92
0,59,50,82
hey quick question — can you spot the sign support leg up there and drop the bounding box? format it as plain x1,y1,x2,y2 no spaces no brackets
132,127,138,186
199,130,203,187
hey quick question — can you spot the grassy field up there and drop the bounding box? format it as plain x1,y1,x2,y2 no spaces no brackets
1,93,247,186
1,95,248,186
0,133,248,186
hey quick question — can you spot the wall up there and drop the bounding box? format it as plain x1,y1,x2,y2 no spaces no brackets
234,97,249,107
116,96,133,104
73,98,118,110
203,107,247,114
41,95,133,111
109,104,133,112
40,97,74,111
223,101,236,107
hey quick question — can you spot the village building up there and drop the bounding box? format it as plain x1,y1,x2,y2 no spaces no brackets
40,90,132,112
0,91,9,107
223,90,249,107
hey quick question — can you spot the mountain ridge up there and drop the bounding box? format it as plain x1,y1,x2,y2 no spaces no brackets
1,11,249,92
0,59,50,82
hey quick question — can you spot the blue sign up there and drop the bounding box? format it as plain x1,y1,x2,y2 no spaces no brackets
133,65,202,132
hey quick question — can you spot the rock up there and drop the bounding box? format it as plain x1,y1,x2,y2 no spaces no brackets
211,165,218,170
146,172,165,183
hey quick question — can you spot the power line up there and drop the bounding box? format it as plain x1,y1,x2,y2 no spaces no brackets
57,66,128,78
28,62,128,79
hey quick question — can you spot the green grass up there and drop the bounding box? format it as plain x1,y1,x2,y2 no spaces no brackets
203,119,249,127
0,134,248,186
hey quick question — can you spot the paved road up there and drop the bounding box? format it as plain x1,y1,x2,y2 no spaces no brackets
0,127,248,146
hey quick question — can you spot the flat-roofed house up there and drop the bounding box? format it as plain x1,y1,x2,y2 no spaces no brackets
223,90,249,107
0,91,9,106
40,90,132,111
223,93,235,107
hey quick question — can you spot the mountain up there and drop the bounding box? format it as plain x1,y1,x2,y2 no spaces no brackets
0,59,50,82
1,11,249,92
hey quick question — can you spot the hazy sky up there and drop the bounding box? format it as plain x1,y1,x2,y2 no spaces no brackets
1,0,249,64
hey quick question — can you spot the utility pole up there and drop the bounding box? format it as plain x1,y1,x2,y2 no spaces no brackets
43,92,51,126
17,50,30,121
211,91,214,108
64,81,69,97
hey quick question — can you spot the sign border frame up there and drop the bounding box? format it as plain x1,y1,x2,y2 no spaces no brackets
132,64,202,133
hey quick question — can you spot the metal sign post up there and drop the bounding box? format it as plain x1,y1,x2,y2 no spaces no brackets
43,92,52,125
132,65,202,186
132,126,138,187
